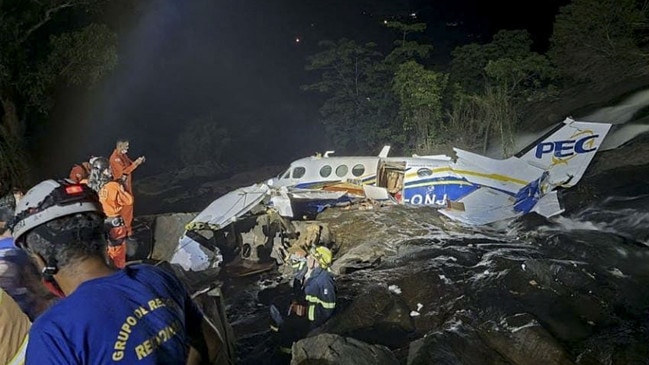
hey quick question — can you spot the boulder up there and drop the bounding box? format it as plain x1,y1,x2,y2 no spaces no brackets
321,284,415,348
148,212,197,261
291,333,398,365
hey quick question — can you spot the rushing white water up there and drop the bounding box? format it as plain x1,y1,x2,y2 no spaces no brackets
487,88,649,158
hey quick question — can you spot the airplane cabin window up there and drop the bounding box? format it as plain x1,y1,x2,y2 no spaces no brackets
417,168,433,177
335,165,348,177
352,164,365,177
320,165,332,177
281,169,290,179
292,167,306,179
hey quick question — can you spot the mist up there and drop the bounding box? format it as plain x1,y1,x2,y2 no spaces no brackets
36,0,339,179
32,0,570,181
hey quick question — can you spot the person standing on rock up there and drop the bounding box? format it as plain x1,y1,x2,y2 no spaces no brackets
110,138,144,238
88,157,133,268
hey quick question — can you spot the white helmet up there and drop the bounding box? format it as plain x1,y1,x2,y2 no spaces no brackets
11,179,103,246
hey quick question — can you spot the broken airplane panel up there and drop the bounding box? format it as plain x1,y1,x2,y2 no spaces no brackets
267,118,612,225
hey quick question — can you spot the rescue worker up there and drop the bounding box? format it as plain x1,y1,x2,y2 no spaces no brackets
68,161,92,184
269,246,336,354
0,287,30,365
0,190,53,319
10,179,223,364
88,157,133,268
109,139,144,237
303,246,336,327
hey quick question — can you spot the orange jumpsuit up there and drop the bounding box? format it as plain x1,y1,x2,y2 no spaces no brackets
98,181,134,268
68,162,91,183
109,149,137,235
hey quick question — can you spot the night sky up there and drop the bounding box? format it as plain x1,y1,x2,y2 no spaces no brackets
37,0,567,179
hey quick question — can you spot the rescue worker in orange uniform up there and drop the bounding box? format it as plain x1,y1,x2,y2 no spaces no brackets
109,139,144,237
88,157,134,268
68,161,92,183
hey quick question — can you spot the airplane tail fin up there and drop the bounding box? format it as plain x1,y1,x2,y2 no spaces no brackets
378,146,391,158
515,118,612,188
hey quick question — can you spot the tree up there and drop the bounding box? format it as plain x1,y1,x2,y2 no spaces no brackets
549,0,649,83
0,0,117,189
384,21,433,64
393,61,448,154
448,30,557,155
451,30,552,95
303,39,399,153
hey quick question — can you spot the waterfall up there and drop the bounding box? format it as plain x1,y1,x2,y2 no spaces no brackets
581,88,649,150
487,88,649,158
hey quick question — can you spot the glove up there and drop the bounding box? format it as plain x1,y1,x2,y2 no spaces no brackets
288,301,306,317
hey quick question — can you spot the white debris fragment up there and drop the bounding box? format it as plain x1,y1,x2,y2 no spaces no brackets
438,274,452,284
410,311,420,317
521,263,526,271
388,284,402,294
171,235,220,271
417,303,423,311
609,267,626,278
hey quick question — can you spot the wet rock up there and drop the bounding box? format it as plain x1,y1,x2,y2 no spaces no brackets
291,333,398,365
319,205,449,275
562,137,649,214
407,315,509,365
148,212,197,261
477,313,574,365
321,284,415,348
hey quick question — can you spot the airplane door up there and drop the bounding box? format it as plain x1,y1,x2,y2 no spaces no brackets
377,160,406,201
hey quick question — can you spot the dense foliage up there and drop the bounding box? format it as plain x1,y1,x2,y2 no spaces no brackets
304,0,649,157
0,0,117,194
2,0,649,189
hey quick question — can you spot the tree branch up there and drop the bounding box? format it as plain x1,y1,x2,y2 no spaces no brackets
18,1,93,45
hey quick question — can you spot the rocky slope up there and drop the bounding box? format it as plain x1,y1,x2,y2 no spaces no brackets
282,138,649,364
135,78,649,365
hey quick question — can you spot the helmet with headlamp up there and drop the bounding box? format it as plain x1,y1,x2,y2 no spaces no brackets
11,179,103,247
310,246,333,268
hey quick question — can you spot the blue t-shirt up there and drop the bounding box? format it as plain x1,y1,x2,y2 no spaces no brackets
26,264,204,364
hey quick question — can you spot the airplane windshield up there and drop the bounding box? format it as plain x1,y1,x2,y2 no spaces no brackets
278,168,290,179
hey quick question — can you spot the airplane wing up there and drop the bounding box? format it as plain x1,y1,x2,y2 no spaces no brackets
439,187,564,226
186,183,270,231
439,187,520,225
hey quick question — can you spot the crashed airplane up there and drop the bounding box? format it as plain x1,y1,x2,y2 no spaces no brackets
266,117,612,225
171,118,611,270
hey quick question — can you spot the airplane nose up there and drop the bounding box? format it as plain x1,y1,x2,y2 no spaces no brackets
267,178,274,186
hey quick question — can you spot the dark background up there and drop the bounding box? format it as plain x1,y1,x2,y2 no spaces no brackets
34,0,568,179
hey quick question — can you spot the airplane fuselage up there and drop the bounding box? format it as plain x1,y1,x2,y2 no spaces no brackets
266,118,612,225
268,154,480,206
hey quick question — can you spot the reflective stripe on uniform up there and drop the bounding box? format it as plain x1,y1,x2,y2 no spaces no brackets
305,295,336,309
7,334,28,365
305,295,335,322
308,304,315,321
